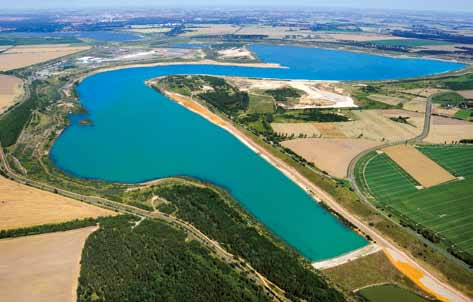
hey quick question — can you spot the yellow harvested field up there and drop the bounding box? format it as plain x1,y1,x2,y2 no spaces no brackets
383,145,456,188
0,74,23,112
335,110,424,142
0,226,97,302
426,116,473,144
0,176,114,230
182,24,239,36
273,110,424,142
0,44,89,71
235,25,315,39
282,138,380,178
272,122,321,137
403,97,427,113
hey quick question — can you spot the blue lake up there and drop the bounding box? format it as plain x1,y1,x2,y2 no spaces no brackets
50,45,465,261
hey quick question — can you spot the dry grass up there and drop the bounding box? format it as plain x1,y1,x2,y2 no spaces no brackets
0,176,114,230
0,44,89,71
182,24,240,36
0,226,97,302
383,145,456,188
334,110,424,142
272,122,321,137
426,116,473,144
282,138,380,178
323,251,431,298
0,74,23,113
403,97,428,113
235,25,315,39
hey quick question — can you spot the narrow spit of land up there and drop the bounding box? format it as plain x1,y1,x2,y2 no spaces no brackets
160,89,470,302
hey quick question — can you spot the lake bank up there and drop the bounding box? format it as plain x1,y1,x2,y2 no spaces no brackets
50,44,465,261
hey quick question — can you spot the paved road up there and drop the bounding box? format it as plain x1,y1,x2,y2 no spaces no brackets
0,146,288,302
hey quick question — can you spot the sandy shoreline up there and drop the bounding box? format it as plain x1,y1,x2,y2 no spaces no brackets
80,59,284,80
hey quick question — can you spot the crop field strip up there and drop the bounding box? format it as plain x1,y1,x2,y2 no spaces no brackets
361,145,473,254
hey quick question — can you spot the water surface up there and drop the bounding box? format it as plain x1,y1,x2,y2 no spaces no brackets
51,45,464,261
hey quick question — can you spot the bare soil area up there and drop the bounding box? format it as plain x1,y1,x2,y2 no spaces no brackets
0,226,97,302
217,47,255,60
282,138,381,178
457,90,473,99
0,44,89,71
0,74,23,112
0,176,114,230
226,77,356,109
383,145,456,188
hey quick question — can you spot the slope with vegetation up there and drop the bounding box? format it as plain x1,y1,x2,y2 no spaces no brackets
78,215,271,302
123,180,344,302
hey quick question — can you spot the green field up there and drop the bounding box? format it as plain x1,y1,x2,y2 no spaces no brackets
357,145,473,263
248,93,274,113
358,284,429,302
455,109,473,121
367,39,451,47
431,91,466,106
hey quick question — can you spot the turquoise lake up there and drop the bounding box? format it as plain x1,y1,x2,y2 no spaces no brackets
50,44,465,261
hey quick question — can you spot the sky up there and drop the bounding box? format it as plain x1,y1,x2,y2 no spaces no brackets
0,0,471,12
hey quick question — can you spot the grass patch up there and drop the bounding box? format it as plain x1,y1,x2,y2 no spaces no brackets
454,109,473,121
247,93,274,113
358,284,430,302
431,91,466,106
323,251,430,299
264,87,303,102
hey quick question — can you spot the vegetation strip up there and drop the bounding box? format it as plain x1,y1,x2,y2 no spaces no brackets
0,217,99,239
